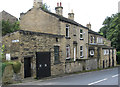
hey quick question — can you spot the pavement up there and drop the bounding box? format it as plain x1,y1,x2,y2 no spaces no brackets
14,67,120,86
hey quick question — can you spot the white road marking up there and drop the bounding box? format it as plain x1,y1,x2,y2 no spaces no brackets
112,74,119,78
88,78,108,85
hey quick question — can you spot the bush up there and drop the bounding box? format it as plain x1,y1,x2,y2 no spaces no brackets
2,61,21,75
117,51,120,64
12,61,21,74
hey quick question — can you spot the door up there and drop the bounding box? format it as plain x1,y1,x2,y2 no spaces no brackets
103,60,105,69
36,52,51,79
24,58,31,78
74,47,76,61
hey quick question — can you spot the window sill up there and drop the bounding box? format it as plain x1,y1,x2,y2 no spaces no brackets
66,58,71,60
80,56,84,58
80,38,84,40
66,37,71,39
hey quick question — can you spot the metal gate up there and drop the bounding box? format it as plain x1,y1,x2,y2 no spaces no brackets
24,57,31,78
36,52,51,79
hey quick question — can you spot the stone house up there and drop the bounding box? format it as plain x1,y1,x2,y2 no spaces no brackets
2,0,116,79
88,24,116,68
1,10,18,23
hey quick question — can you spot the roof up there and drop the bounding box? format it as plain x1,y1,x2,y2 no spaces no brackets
88,44,114,49
20,7,89,29
19,30,65,38
3,30,64,38
88,29,103,36
41,9,89,29
1,10,18,23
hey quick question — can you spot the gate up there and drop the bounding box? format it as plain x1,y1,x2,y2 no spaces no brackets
24,57,31,78
36,52,51,79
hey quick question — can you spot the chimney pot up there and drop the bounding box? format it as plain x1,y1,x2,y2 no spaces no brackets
57,2,59,7
60,2,62,7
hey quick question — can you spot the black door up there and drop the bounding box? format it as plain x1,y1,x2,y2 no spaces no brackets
24,58,31,78
103,60,105,69
36,52,51,79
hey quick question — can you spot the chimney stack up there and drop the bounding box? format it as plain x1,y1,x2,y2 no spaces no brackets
86,23,91,30
33,0,43,8
68,10,74,20
55,2,63,16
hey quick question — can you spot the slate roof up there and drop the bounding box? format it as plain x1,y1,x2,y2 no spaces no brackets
88,29,103,36
41,9,89,29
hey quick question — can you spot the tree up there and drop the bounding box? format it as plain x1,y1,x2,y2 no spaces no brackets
41,3,51,12
2,20,20,36
99,13,120,51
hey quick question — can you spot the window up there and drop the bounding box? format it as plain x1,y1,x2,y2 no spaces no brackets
80,29,83,39
66,45,70,59
80,46,83,58
93,36,96,43
104,50,106,55
97,37,103,44
91,36,93,43
54,46,59,63
104,49,109,55
90,50,94,56
66,25,70,37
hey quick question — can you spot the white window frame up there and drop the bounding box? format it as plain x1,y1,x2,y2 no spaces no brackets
90,50,94,56
80,46,83,58
66,46,70,59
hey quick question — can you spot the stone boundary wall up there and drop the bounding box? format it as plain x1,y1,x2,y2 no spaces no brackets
65,61,83,74
65,59,97,74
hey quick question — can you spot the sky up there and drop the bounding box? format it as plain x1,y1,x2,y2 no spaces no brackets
0,0,119,32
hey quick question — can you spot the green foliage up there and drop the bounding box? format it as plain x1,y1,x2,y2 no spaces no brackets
2,61,21,75
0,45,5,61
2,20,20,36
41,3,51,11
12,61,21,74
99,13,120,51
117,51,120,64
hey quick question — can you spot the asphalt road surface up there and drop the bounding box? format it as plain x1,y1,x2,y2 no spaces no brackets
17,67,120,85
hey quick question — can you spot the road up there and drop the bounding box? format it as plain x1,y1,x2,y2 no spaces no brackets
17,67,120,85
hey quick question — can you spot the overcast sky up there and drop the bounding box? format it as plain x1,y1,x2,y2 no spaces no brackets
0,0,119,32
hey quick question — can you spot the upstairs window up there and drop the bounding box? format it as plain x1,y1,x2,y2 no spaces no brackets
91,36,93,43
80,29,83,40
66,45,70,59
54,46,60,63
97,37,103,44
66,25,70,37
80,46,83,58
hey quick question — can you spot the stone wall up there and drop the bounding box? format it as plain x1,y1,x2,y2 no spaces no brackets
65,58,97,74
3,30,66,79
2,65,22,84
85,59,97,70
20,8,61,35
65,61,83,73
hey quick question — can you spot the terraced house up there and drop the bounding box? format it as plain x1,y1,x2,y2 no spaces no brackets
3,0,116,79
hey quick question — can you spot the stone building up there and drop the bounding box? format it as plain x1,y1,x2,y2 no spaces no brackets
88,26,116,68
2,0,116,79
1,10,18,23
